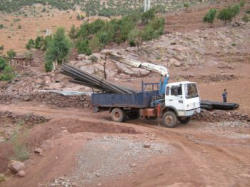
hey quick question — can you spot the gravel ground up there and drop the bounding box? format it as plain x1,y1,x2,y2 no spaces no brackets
49,135,173,187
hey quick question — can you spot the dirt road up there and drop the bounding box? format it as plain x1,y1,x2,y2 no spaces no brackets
0,102,250,187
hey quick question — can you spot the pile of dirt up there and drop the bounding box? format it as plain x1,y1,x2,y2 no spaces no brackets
0,111,49,126
0,92,90,108
193,110,250,123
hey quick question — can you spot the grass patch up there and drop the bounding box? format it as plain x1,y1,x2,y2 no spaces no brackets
10,129,29,162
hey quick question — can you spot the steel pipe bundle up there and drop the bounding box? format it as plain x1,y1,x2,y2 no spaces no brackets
61,64,134,94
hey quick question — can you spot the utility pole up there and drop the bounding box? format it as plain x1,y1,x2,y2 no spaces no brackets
144,0,151,12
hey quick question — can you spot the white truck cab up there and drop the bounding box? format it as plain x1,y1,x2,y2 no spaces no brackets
162,81,200,127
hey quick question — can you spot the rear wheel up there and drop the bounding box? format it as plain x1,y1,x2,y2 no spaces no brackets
162,111,177,128
178,117,191,124
111,108,125,122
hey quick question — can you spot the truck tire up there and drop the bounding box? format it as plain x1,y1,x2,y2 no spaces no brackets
178,117,191,124
162,111,177,128
111,108,125,122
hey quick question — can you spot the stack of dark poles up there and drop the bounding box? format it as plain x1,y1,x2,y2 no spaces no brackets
61,64,134,94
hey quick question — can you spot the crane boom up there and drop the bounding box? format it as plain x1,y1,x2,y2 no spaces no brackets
106,51,169,95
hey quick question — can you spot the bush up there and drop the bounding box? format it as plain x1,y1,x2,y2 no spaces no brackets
10,130,29,161
240,0,245,7
203,8,217,24
35,36,44,49
128,28,141,47
89,55,98,63
45,28,72,65
69,25,78,40
141,9,155,24
217,7,234,23
7,49,16,59
231,4,240,17
26,39,34,50
45,60,53,72
0,24,3,29
89,36,102,52
0,57,6,70
242,14,249,22
0,45,4,51
0,65,15,81
76,40,92,55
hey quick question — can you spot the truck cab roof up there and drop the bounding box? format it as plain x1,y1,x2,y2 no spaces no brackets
167,81,196,86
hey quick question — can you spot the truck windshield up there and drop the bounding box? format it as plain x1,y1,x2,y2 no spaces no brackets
185,83,198,99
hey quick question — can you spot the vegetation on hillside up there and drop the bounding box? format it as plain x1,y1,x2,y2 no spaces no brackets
73,8,165,55
0,0,204,16
0,56,15,81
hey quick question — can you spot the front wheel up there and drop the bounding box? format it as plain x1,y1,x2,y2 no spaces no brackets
162,111,177,128
111,108,125,122
178,117,191,124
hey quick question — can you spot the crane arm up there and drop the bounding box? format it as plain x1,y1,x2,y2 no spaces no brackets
107,51,169,77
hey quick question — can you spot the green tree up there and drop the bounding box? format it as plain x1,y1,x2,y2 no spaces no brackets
128,28,142,47
26,39,35,50
203,9,217,24
217,7,233,24
89,36,102,52
76,40,92,55
69,25,78,40
45,28,71,71
7,49,16,59
0,57,6,70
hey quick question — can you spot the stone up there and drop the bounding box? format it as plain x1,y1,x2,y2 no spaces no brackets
8,160,25,173
143,144,151,148
34,148,43,155
170,58,182,67
17,170,26,177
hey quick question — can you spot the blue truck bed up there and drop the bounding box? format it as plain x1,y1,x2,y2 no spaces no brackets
91,91,159,108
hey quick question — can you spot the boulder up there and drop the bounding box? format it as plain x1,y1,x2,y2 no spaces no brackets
17,170,26,177
8,160,25,173
170,58,182,67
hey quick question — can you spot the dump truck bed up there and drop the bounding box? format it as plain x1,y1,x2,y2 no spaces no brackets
91,91,159,108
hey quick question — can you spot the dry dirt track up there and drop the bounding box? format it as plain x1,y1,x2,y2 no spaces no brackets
0,103,250,187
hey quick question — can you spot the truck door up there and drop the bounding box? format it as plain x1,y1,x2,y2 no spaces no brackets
165,85,185,111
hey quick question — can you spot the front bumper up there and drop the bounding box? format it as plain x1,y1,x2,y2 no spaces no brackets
177,107,200,117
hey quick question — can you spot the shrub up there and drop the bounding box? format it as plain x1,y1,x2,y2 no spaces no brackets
203,8,217,24
0,45,4,51
18,25,21,29
217,7,234,24
231,4,240,17
7,49,16,59
141,9,155,24
0,57,6,70
0,24,3,29
76,40,92,55
45,28,72,65
240,0,245,7
35,36,44,49
10,130,29,161
242,14,249,22
0,65,15,81
45,60,53,72
89,55,98,63
26,39,35,50
89,36,102,52
128,28,142,47
69,25,78,40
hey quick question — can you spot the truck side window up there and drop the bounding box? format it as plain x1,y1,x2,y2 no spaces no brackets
166,87,170,95
171,86,182,96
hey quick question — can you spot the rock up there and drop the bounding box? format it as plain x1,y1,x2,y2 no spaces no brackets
34,148,42,155
17,170,26,177
170,58,182,67
143,144,151,148
8,160,25,173
130,163,136,168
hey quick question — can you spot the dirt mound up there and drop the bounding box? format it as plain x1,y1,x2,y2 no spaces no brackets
193,110,250,123
0,92,90,108
27,118,138,148
0,111,49,126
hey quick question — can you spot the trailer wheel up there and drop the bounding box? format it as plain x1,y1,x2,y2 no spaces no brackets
162,111,177,128
178,117,191,124
111,108,125,122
